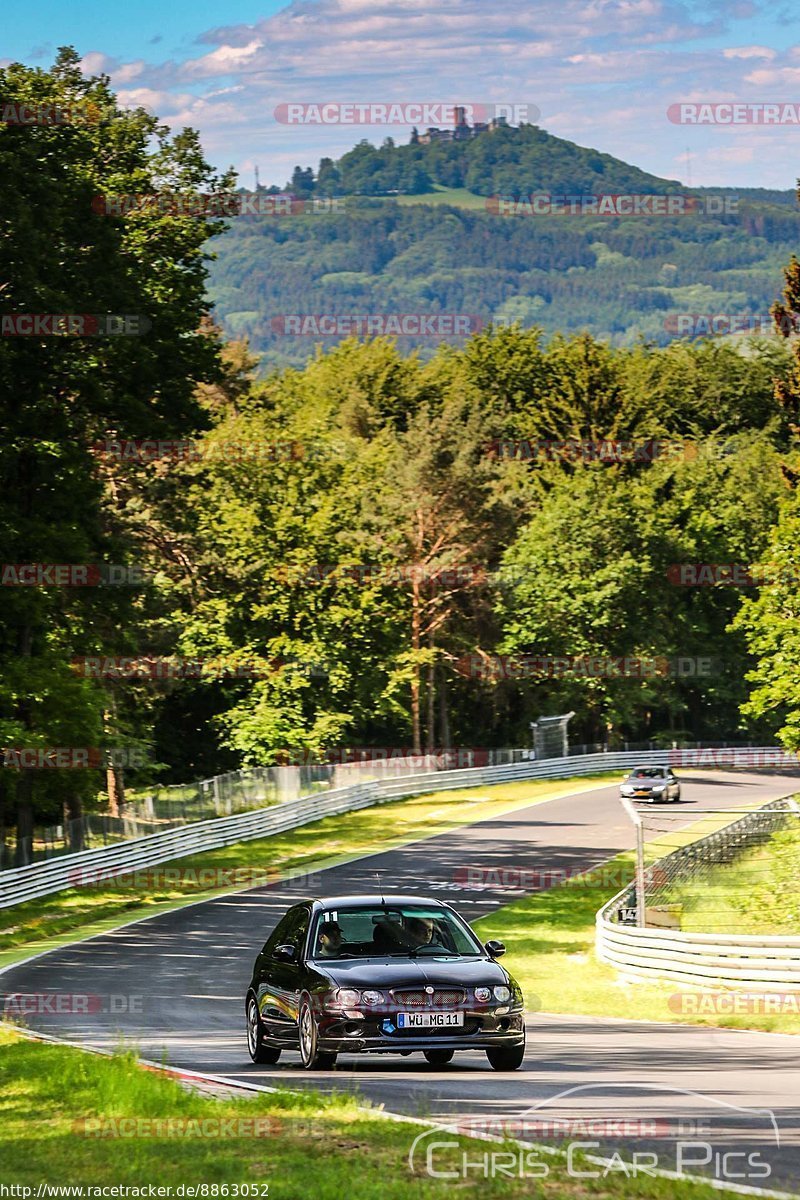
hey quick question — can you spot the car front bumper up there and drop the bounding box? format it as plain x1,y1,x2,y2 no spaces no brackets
316,1008,525,1053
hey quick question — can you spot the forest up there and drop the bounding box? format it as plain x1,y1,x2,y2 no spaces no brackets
3,53,800,856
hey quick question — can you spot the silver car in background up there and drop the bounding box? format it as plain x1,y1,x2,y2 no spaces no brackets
620,765,681,803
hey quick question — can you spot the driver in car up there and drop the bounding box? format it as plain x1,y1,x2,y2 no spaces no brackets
316,920,344,957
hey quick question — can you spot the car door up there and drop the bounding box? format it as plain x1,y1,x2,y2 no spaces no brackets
256,905,310,1041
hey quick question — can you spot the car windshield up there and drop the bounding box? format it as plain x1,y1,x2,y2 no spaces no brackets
630,768,665,779
309,905,484,960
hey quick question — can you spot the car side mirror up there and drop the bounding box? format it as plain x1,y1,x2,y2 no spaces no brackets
273,943,298,963
485,940,506,958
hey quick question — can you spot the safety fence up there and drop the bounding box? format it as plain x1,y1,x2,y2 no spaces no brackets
596,795,800,989
1,750,537,868
3,744,797,909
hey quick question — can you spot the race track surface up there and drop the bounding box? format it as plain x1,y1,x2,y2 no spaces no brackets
4,770,800,1193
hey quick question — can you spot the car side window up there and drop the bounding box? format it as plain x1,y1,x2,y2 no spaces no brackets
262,909,303,957
289,908,310,958
262,906,310,958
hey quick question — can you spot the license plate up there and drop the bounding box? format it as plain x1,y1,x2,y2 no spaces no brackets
397,1011,464,1028
634,790,650,796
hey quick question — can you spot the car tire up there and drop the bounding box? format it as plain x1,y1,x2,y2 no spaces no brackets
246,995,282,1065
298,998,337,1070
486,1042,525,1071
423,1049,454,1066
673,788,681,802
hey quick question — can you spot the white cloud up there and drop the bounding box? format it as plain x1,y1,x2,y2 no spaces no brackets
180,40,265,80
744,66,800,85
723,45,776,59
71,0,799,188
115,60,146,84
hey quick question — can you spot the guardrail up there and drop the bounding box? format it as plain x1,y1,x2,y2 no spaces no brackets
596,796,800,990
2,744,796,910
2,750,537,869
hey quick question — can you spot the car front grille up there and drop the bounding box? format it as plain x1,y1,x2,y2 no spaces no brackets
390,1020,480,1038
391,988,466,1008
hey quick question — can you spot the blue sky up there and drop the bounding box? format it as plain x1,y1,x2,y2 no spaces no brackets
3,0,800,188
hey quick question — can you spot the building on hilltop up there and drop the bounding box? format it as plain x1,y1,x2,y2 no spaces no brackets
416,109,508,145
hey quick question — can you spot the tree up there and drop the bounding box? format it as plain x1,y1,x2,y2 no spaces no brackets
289,166,315,198
0,49,231,854
732,180,800,747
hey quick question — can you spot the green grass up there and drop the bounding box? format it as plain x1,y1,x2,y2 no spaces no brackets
476,809,800,1035
666,823,800,935
0,774,619,968
391,186,489,210
0,1026,754,1199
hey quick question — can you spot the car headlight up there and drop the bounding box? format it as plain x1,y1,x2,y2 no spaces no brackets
474,987,492,1003
651,785,665,792
360,990,385,1006
493,986,511,1003
325,988,361,1008
620,785,634,794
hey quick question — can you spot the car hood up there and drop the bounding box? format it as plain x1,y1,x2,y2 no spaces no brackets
312,955,510,989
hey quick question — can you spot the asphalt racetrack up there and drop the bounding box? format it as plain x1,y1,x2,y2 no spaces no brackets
4,770,800,1194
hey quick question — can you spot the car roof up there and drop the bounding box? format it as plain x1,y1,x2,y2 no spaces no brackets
310,894,449,911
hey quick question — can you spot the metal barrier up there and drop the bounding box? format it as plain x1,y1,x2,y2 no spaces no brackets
1,750,537,868
596,796,800,989
2,744,796,909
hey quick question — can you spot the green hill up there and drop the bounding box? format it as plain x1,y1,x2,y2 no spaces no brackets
207,125,800,367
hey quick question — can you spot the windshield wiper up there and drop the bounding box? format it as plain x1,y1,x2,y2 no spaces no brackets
408,946,459,958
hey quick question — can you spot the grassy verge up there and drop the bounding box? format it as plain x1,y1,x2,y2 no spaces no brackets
667,823,800,935
476,810,800,1035
0,1026,750,1199
0,774,618,968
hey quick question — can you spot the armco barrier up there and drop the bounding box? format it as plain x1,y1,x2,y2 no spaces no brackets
596,796,800,990
2,746,796,909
